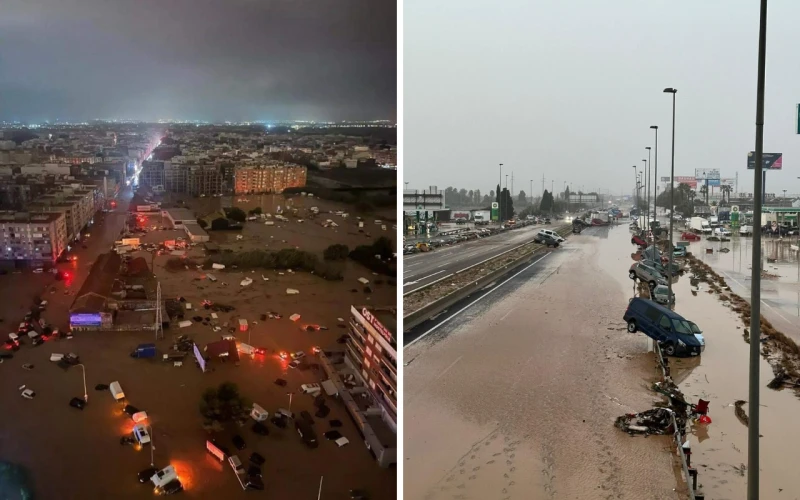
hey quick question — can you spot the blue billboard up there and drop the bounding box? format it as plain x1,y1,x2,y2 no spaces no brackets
70,313,102,327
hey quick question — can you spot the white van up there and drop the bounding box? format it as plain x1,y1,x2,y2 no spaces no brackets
250,403,269,422
537,229,565,243
109,381,125,402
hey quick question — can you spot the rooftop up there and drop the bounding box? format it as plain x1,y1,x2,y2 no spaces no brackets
71,252,122,308
164,208,195,221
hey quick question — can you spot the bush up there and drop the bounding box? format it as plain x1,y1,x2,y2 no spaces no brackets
349,237,396,276
225,207,246,222
323,244,350,261
203,248,343,281
248,207,262,216
199,382,249,423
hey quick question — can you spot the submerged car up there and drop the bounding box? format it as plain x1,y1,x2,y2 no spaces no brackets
651,285,675,305
623,298,704,356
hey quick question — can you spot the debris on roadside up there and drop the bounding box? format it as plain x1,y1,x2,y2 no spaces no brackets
286,288,300,295
615,408,676,436
290,314,301,322
734,400,749,427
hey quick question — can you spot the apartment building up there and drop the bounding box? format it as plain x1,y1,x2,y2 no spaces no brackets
29,188,96,241
0,211,68,267
346,306,397,420
139,161,222,196
233,164,307,194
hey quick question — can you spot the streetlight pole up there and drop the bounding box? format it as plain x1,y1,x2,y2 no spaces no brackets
664,87,677,307
530,179,533,206
76,363,87,401
147,423,155,467
632,166,637,215
317,476,324,500
643,159,649,230
650,126,659,219
748,1,768,498
646,148,652,227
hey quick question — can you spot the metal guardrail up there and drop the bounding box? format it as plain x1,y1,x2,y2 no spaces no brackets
403,224,572,297
654,344,698,500
402,246,552,331
403,225,573,331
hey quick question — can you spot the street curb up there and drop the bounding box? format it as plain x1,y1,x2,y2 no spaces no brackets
402,246,551,332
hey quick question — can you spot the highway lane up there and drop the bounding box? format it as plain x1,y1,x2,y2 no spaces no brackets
403,223,552,293
403,224,678,499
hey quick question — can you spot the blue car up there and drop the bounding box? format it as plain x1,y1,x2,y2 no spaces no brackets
623,298,704,356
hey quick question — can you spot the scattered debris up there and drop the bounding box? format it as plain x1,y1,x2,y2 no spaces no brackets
240,277,253,287
286,288,300,295
290,314,301,322
734,400,749,427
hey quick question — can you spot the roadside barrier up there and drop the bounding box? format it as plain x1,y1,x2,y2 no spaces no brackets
403,225,572,331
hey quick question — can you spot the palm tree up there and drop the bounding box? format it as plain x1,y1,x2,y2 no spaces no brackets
699,185,708,205
721,185,732,205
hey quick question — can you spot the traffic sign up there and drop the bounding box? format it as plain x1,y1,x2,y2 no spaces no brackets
731,205,739,213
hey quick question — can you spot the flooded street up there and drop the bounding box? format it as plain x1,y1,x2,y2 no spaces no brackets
604,224,800,498
404,225,678,499
0,189,397,499
689,234,800,343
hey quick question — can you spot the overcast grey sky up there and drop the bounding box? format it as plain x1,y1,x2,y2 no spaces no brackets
405,0,800,198
0,0,395,122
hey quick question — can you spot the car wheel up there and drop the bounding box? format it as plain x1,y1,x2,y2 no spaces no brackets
663,343,676,356
628,271,637,280
626,320,637,333
648,280,656,289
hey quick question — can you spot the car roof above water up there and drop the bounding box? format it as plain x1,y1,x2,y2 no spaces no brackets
629,297,682,319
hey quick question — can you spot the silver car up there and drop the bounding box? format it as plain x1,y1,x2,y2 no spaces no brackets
629,262,668,288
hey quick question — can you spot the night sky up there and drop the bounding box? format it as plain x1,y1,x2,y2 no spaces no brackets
1,0,396,123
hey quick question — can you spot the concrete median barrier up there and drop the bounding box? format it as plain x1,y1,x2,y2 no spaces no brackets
403,224,572,332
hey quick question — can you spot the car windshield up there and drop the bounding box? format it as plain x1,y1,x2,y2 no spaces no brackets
688,321,702,334
672,319,693,334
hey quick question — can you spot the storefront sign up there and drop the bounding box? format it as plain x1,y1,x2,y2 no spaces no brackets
361,308,393,344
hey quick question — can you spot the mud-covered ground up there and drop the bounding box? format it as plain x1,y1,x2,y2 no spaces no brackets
0,190,397,499
404,225,679,500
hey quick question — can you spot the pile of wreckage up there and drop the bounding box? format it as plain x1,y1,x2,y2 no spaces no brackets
615,380,707,437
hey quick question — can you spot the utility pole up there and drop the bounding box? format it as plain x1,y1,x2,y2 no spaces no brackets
499,163,503,223
511,172,514,199
748,1,768,498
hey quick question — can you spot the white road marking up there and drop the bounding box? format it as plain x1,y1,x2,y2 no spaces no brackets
436,356,463,379
720,270,793,324
498,309,513,322
405,252,551,348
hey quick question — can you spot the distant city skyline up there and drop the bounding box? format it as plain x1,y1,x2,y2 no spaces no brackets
2,0,396,122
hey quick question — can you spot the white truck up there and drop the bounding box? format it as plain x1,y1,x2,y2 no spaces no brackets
689,217,711,234
739,225,753,236
709,216,720,228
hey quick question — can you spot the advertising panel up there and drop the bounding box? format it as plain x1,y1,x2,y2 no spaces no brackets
451,211,470,220
361,307,393,344
747,152,782,170
490,201,499,221
720,178,736,187
70,313,102,327
695,168,721,181
193,343,207,373
662,176,697,188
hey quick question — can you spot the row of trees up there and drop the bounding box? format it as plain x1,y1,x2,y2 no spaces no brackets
442,186,535,209
655,182,734,217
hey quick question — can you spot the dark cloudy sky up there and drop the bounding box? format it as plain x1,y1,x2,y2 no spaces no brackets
1,0,396,123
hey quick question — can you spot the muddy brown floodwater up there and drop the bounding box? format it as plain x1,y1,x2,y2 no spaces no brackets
605,225,800,498
404,224,679,500
0,190,397,499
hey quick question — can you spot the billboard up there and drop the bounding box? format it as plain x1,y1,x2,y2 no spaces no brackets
695,168,720,181
747,152,782,170
662,176,697,188
193,343,207,373
70,313,102,327
491,202,499,221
